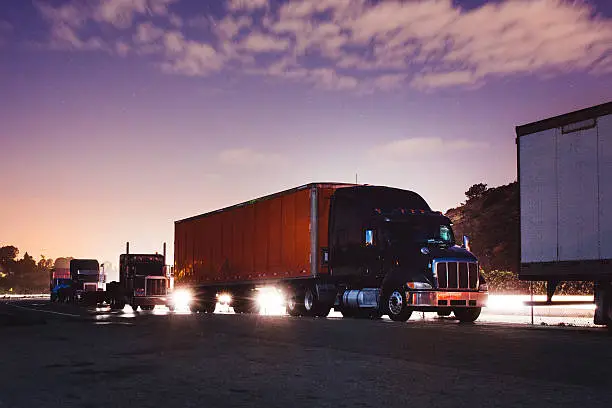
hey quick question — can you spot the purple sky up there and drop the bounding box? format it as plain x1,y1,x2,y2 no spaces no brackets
1,0,611,274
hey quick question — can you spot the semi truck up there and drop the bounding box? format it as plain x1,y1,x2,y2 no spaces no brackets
49,258,71,302
173,183,488,322
106,243,170,311
69,259,105,305
516,101,612,328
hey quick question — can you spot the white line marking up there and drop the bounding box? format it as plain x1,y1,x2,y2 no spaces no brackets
6,303,82,318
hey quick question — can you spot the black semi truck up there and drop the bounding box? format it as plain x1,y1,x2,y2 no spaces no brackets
174,183,489,322
107,243,170,311
69,259,105,305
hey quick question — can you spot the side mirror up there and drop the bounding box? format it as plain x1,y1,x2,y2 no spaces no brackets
462,235,471,252
365,229,375,246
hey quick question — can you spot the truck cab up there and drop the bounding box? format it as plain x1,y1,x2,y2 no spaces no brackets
328,186,488,322
108,245,169,311
69,259,104,305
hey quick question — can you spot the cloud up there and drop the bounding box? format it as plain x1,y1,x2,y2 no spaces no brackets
34,0,612,92
93,0,148,29
411,71,481,91
241,32,290,52
218,148,287,167
34,0,180,51
115,40,131,56
134,22,164,43
227,0,270,12
160,34,224,76
370,138,488,162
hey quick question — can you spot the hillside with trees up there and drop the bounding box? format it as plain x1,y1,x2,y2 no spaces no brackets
0,246,56,294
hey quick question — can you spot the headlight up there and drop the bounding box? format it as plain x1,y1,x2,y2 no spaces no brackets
217,293,232,304
406,282,433,290
172,289,193,309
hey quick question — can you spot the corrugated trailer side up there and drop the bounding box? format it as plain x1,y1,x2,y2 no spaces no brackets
516,101,612,281
174,184,351,287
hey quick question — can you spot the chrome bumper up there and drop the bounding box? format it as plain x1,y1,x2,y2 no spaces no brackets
133,296,168,306
407,290,488,308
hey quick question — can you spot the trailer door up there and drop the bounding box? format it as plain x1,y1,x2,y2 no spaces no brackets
519,128,558,263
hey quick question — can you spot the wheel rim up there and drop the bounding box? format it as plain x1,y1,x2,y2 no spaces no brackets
304,289,314,311
287,297,296,311
388,290,404,315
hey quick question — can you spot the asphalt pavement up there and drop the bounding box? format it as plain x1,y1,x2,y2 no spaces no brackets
1,298,611,408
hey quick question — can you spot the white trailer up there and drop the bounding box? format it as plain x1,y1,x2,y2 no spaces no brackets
516,101,612,327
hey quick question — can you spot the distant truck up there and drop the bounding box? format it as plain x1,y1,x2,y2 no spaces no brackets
49,261,71,302
106,243,170,311
174,183,488,322
516,101,612,328
69,259,105,305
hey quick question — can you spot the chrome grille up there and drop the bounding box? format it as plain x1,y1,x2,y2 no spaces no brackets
145,278,167,296
435,261,478,290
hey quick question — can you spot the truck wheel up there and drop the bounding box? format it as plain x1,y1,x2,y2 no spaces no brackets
315,306,332,317
437,310,452,317
303,287,317,317
454,307,481,323
286,295,304,316
303,287,333,317
385,288,413,322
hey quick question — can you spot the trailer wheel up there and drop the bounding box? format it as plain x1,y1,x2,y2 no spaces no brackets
303,287,317,317
454,307,481,323
286,295,304,316
385,287,413,322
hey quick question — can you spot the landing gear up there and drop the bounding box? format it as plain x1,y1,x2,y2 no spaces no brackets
594,281,612,329
385,287,413,322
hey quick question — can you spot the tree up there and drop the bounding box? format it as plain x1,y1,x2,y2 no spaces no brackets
465,183,488,201
0,246,19,264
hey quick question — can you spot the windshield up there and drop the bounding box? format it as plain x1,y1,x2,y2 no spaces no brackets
133,262,164,276
384,219,455,246
76,269,99,282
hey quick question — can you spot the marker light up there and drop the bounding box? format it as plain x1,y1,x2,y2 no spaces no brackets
407,282,433,290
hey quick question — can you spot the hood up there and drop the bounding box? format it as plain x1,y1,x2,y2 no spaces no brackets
382,244,477,289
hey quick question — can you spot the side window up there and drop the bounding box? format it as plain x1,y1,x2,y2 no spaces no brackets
365,229,375,246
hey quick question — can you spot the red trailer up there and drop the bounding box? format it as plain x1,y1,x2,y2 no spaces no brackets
174,184,350,308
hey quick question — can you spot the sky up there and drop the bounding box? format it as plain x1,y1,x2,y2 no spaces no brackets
1,0,611,273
